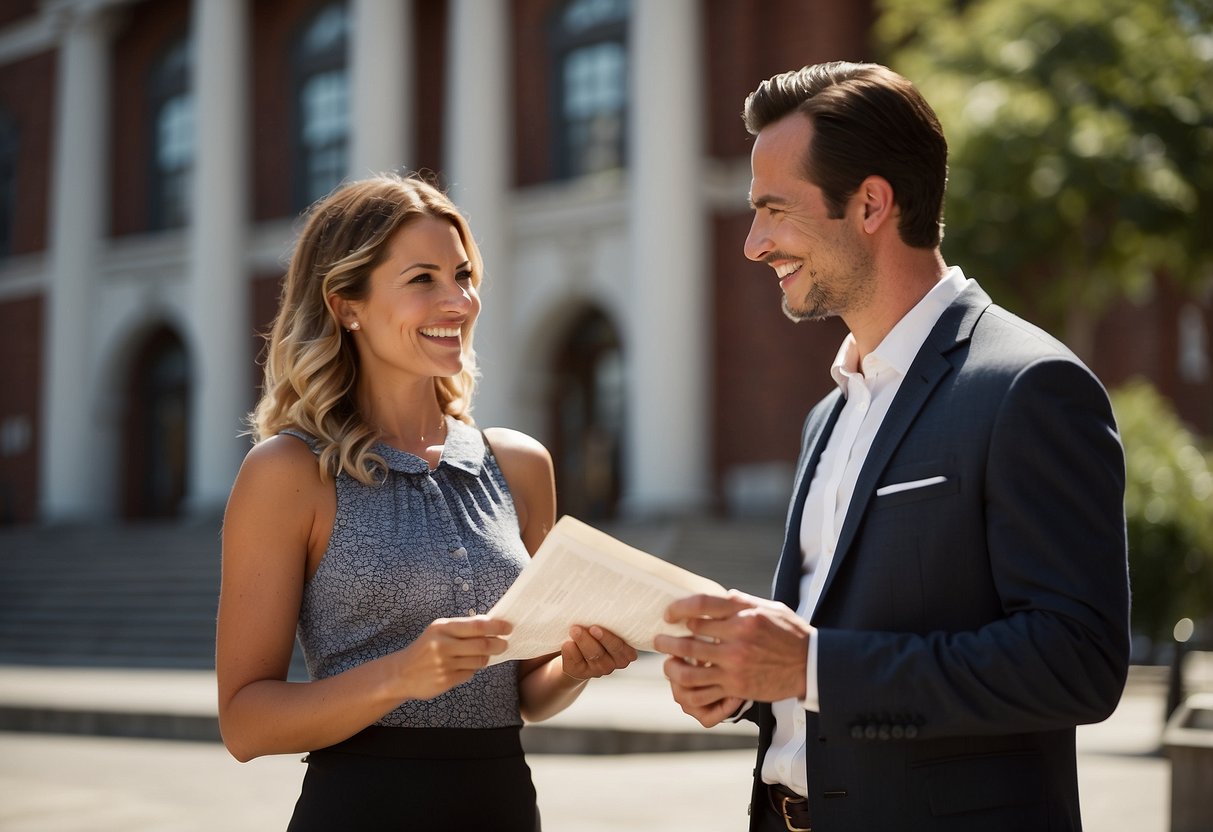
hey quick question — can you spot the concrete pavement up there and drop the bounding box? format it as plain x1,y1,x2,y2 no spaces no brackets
1,654,1206,831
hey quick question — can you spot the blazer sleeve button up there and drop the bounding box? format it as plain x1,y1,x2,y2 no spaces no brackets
864,725,878,740
905,725,919,739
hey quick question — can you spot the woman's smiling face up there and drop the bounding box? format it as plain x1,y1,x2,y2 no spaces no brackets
347,215,480,383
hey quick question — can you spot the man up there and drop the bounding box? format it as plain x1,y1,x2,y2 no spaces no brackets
654,62,1130,832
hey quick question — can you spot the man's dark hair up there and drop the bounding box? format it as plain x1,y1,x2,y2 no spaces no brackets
743,62,948,248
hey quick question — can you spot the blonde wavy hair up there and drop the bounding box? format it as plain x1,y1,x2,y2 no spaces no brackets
250,173,483,484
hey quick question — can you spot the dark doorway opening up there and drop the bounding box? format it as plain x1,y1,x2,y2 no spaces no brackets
122,326,190,519
550,307,624,520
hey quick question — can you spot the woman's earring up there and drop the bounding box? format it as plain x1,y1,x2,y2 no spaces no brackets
349,321,360,331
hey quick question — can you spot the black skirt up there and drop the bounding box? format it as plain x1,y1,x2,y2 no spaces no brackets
286,726,540,832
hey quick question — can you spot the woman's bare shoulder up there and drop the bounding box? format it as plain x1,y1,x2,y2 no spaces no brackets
232,433,327,501
482,427,552,469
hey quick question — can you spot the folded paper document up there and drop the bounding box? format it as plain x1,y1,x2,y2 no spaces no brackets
487,516,726,663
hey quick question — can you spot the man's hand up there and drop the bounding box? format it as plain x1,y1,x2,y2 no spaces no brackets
654,590,813,712
665,682,745,728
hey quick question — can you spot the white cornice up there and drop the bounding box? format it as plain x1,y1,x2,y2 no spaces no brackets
510,176,629,243
701,156,752,212
0,252,46,299
508,156,752,245
0,12,55,65
100,219,302,282
247,218,298,275
0,0,139,66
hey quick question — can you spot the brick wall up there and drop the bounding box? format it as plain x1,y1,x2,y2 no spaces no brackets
0,50,54,255
0,294,43,525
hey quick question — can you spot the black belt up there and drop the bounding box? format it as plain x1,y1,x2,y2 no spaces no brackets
766,783,811,832
311,726,524,760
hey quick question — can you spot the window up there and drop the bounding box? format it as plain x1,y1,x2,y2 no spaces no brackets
149,37,193,230
0,111,16,257
294,3,349,210
552,0,629,179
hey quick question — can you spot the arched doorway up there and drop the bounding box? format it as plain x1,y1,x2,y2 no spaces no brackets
550,307,624,520
122,326,190,519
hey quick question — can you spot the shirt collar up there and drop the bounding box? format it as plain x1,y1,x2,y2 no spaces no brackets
831,266,970,392
373,415,486,476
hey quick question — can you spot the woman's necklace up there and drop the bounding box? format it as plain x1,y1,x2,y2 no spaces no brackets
376,410,446,455
418,411,446,446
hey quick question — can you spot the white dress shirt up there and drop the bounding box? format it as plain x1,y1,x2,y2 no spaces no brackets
760,267,970,796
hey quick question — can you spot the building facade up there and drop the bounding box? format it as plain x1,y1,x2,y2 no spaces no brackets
0,0,1208,526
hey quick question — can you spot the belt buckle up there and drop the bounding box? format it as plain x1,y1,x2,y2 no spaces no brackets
778,793,811,832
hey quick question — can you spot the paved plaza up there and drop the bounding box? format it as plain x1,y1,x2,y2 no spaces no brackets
0,654,1200,831
2,519,1206,830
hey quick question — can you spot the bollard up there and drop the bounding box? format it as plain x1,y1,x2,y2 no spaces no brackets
1166,618,1194,721
1162,692,1213,832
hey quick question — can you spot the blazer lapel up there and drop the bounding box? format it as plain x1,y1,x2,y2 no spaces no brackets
812,286,992,612
772,390,844,606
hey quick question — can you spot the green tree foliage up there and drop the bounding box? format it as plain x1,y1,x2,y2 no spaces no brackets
876,0,1213,343
1110,380,1213,645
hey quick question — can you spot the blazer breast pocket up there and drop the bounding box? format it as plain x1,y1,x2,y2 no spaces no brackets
873,460,958,508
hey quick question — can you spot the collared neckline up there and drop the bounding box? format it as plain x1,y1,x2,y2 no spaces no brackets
830,266,970,394
372,415,485,476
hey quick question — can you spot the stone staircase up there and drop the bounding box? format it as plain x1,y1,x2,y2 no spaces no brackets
0,521,224,669
600,516,784,598
0,515,786,671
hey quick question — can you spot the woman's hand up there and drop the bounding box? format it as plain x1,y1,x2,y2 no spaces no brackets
560,625,638,681
398,615,512,700
516,624,636,721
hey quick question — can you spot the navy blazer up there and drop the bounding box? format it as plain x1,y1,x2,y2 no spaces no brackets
747,284,1130,831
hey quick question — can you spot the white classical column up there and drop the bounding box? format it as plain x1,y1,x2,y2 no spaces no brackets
444,0,512,427
349,0,412,177
40,3,112,521
185,0,249,515
623,0,708,516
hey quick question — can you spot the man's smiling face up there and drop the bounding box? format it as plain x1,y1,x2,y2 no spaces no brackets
743,112,874,324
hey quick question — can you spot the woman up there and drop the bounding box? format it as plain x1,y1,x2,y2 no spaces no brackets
216,173,636,831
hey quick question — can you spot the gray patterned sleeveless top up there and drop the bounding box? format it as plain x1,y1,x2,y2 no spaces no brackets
284,417,530,728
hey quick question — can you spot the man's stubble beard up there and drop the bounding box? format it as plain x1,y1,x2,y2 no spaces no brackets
780,243,875,324
781,280,834,323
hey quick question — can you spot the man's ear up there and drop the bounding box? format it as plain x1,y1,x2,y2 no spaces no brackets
858,175,895,235
328,293,359,332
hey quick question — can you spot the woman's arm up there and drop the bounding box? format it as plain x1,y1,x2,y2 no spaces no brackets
483,427,558,555
485,428,636,722
215,435,509,761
